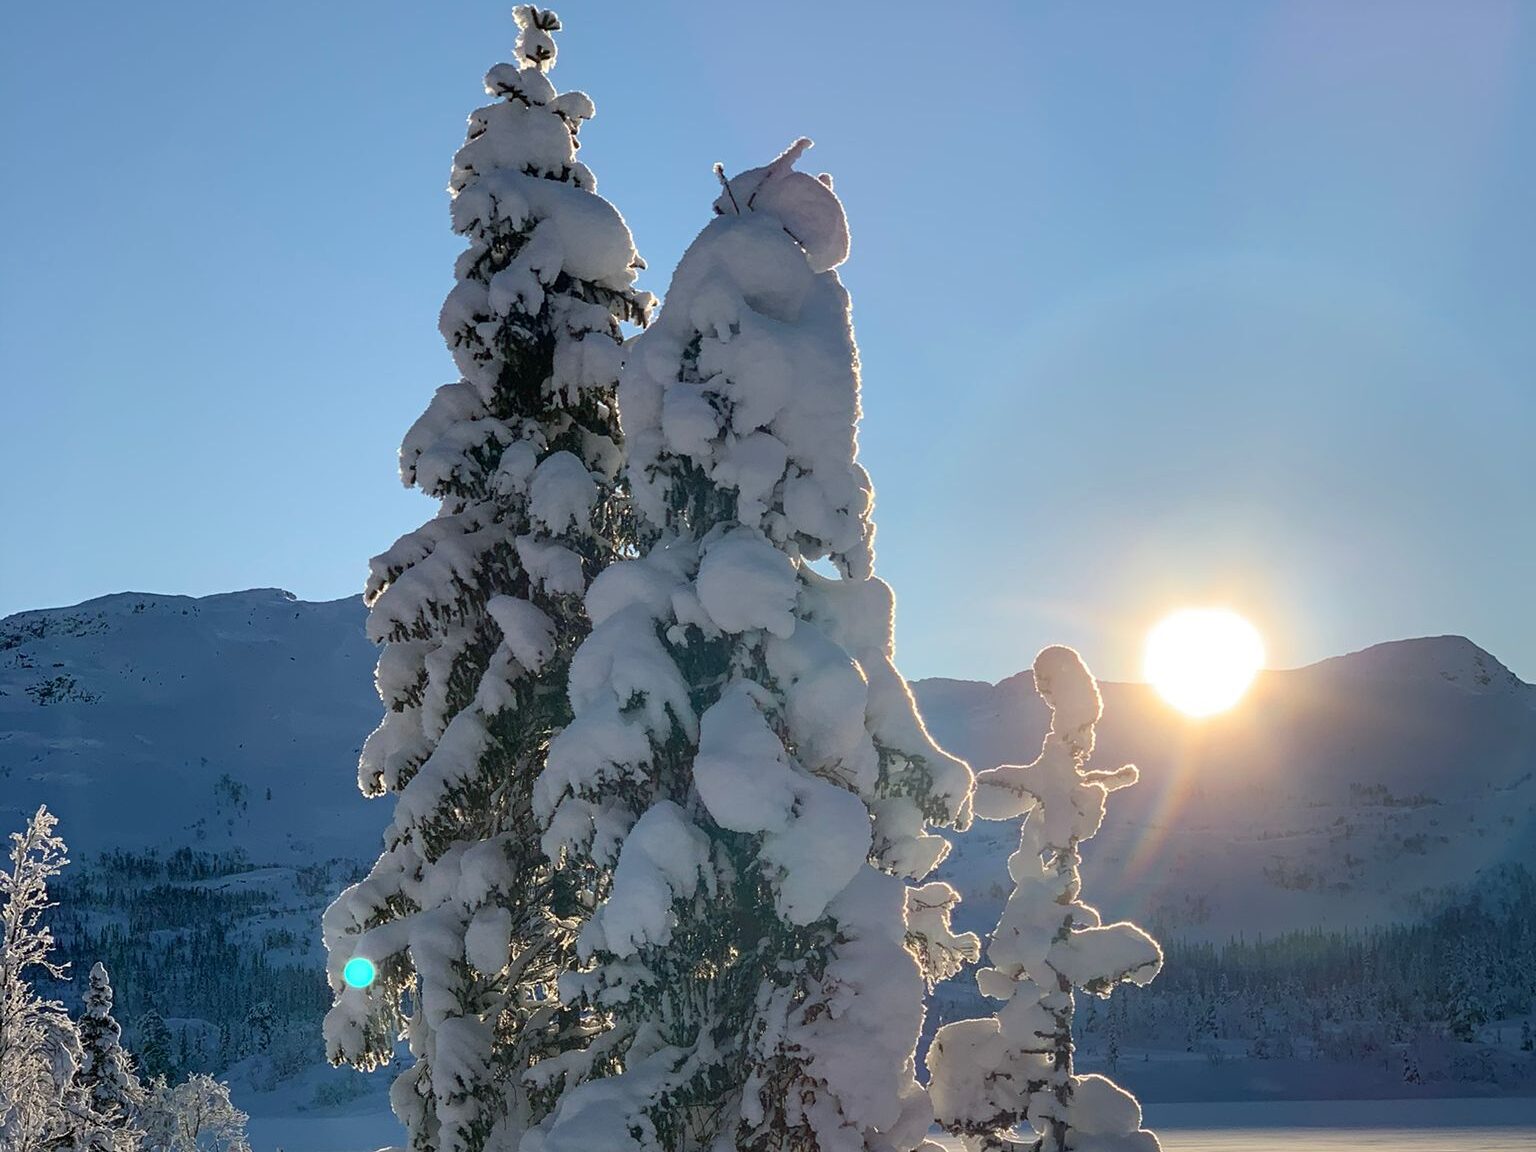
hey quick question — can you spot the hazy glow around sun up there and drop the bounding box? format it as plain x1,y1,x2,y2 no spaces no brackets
1144,608,1265,717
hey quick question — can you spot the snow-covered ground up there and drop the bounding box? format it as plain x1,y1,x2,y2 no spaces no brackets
236,1072,401,1152
1150,1095,1536,1150
933,1097,1536,1152
243,1109,403,1152
246,1097,1536,1152
1152,1095,1536,1130
1156,1133,1533,1150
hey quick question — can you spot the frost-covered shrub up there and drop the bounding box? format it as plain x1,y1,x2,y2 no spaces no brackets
0,810,152,1152
928,648,1162,1152
1,807,94,1152
527,140,974,1152
320,8,650,1152
139,1073,250,1152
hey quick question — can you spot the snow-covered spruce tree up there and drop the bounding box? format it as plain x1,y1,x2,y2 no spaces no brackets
529,140,974,1152
75,963,145,1151
322,8,650,1152
0,806,98,1152
1444,941,1488,1043
928,647,1162,1152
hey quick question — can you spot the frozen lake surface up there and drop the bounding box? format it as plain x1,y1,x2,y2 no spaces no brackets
1149,1097,1536,1150
249,1097,1536,1152
1159,1131,1533,1150
244,1108,404,1152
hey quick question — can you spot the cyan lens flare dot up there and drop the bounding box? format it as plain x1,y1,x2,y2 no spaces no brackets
343,957,377,989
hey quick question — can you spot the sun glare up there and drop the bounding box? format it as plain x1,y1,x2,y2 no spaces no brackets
1144,608,1265,717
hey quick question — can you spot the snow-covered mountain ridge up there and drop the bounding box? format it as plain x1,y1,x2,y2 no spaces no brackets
0,589,380,864
922,635,1536,944
3,588,1532,944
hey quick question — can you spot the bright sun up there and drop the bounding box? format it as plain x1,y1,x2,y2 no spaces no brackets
1143,608,1265,717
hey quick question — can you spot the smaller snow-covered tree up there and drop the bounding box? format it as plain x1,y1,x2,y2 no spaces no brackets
0,805,91,1152
136,1011,174,1081
75,962,145,1151
140,1073,251,1152
928,647,1162,1152
243,1001,273,1055
1445,943,1487,1043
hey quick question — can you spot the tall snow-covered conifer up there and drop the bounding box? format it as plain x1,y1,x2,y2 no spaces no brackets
530,140,974,1152
928,647,1162,1152
321,9,650,1152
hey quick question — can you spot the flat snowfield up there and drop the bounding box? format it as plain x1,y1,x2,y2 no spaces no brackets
1157,1131,1533,1150
248,1098,1536,1152
1150,1096,1536,1130
934,1099,1536,1152
243,1108,406,1152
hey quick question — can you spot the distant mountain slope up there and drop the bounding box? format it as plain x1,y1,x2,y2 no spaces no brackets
912,638,1536,943
0,589,380,863
3,589,1532,945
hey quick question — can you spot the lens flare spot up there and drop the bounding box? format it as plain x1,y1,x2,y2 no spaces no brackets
343,957,377,989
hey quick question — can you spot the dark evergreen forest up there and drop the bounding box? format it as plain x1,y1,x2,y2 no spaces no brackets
40,848,1536,1088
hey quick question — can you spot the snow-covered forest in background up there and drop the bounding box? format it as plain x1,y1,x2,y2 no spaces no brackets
3,6,1536,1152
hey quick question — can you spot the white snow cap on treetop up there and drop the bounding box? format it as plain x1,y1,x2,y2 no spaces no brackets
514,5,561,72
1034,644,1103,743
713,138,851,274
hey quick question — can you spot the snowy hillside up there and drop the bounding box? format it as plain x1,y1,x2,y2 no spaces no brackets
4,588,1534,1105
914,638,1536,944
4,589,1532,947
0,589,379,863
0,590,390,1117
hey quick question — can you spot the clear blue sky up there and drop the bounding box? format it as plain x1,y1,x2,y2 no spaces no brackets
2,1,1532,684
